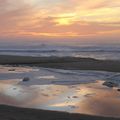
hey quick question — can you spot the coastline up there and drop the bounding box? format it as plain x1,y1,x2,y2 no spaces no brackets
0,55,120,72
0,105,120,120
0,55,120,120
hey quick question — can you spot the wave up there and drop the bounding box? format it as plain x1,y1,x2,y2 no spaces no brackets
0,49,58,53
0,45,120,60
0,48,120,53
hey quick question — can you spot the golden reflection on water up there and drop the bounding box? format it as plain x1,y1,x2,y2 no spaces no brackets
0,79,120,117
0,66,120,118
74,83,120,117
28,85,68,107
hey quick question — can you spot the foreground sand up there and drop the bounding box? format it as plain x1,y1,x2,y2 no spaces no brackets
0,55,120,72
0,105,120,120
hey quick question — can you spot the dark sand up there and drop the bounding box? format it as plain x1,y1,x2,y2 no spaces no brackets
0,55,120,72
0,105,120,120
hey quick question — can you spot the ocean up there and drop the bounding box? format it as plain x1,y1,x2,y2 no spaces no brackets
0,43,120,60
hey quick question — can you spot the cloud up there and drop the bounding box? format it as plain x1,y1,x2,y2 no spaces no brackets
0,0,119,39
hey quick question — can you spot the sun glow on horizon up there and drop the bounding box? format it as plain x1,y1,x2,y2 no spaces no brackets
0,0,120,41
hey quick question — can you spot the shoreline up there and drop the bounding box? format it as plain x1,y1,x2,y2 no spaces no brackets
0,104,120,120
0,55,120,120
0,55,120,72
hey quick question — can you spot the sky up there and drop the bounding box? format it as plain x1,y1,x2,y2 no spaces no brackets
0,0,120,44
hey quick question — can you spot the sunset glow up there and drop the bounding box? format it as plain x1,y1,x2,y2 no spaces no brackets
0,0,120,40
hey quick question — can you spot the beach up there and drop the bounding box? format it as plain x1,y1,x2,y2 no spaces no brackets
0,0,120,119
0,55,120,72
0,105,120,120
0,55,120,120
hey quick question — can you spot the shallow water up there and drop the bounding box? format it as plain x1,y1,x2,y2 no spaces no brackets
0,65,120,118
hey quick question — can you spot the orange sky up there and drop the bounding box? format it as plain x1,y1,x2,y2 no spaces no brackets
0,0,120,42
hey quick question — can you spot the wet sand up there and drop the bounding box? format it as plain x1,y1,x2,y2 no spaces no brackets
1,77,120,118
0,66,120,119
0,105,120,120
0,55,120,72
0,56,120,120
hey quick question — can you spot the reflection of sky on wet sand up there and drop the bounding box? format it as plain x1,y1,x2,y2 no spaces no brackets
0,82,36,107
74,83,120,117
0,66,120,118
